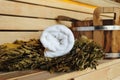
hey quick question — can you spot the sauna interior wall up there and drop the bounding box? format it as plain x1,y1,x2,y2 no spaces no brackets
0,0,113,44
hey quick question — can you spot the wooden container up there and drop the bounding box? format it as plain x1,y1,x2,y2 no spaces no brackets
71,7,120,53
93,7,120,53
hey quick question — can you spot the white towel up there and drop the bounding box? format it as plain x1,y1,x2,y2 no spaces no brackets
40,25,75,58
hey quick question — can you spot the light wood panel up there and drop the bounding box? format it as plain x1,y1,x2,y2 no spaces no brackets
74,0,120,7
0,70,39,80
4,0,113,19
74,68,109,80
8,71,63,80
72,59,120,80
5,59,120,80
12,0,95,13
112,76,120,80
0,1,113,31
0,32,41,44
0,16,71,30
108,63,120,79
0,1,94,20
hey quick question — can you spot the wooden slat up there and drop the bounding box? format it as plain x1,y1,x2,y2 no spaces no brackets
6,59,120,80
8,71,64,80
0,16,71,30
74,0,120,7
0,1,113,20
71,59,120,80
10,0,95,13
50,59,120,80
93,7,104,47
0,1,94,20
0,70,40,80
112,31,120,53
0,32,41,44
112,76,120,80
74,68,109,80
13,0,114,18
0,1,113,33
111,8,120,53
108,62,120,79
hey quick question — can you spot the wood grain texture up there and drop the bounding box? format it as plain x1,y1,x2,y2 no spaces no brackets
112,76,120,80
73,59,120,80
8,71,64,80
93,7,120,53
11,0,95,13
0,32,41,44
0,16,71,30
5,59,120,80
74,0,120,7
72,21,93,39
108,62,120,79
0,70,40,80
93,7,104,47
111,8,120,53
74,68,109,80
112,31,120,53
0,0,93,20
104,31,112,52
6,0,114,18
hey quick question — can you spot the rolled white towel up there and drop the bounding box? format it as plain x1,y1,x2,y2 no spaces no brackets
40,25,75,58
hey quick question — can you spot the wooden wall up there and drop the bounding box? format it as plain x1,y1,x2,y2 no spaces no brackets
0,0,113,44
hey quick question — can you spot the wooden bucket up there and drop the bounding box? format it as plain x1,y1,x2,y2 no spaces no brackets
58,7,120,53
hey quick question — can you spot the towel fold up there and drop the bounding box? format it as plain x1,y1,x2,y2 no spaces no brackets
40,25,75,58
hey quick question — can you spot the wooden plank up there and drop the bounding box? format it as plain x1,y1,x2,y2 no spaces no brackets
93,7,104,48
13,0,114,18
1,1,113,20
74,68,109,80
48,59,120,80
104,31,112,52
108,62,120,79
72,60,119,80
0,70,40,80
111,8,120,53
0,32,41,44
112,31,120,53
11,0,96,13
110,8,120,53
6,59,120,80
15,0,118,18
112,76,120,80
74,0,120,7
8,71,64,80
0,16,71,30
8,69,94,80
0,1,94,20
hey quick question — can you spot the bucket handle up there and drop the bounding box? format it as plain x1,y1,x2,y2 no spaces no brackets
93,7,120,25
